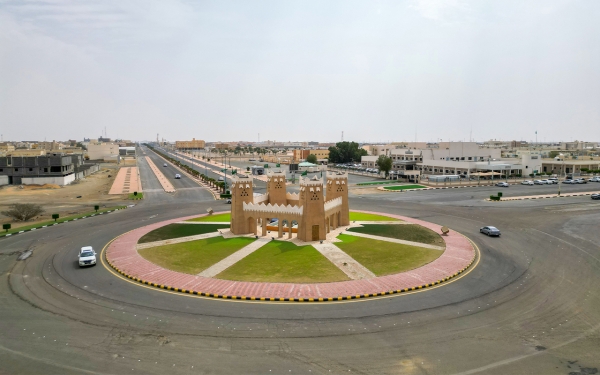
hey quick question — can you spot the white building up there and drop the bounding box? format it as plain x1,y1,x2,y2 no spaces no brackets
87,141,120,161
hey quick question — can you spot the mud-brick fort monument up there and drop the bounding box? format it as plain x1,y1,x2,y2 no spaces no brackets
229,170,349,241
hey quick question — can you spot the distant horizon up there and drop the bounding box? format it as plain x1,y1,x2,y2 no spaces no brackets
1,1,599,142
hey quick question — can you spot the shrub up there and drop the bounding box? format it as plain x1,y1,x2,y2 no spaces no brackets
3,223,11,232
1,204,44,221
52,213,60,222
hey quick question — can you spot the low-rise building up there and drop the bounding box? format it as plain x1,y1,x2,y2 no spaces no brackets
292,149,330,162
175,138,206,150
0,154,98,185
87,141,120,161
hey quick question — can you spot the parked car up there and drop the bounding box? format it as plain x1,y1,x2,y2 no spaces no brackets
521,180,534,185
175,174,181,179
547,178,558,184
226,199,232,204
589,177,600,182
534,180,545,185
496,182,509,187
591,194,600,200
540,179,551,184
480,226,501,237
575,179,587,184
78,246,97,267
562,179,575,184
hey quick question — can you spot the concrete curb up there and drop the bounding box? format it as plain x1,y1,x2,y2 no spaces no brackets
485,191,600,202
107,253,477,302
148,149,223,200
376,183,522,193
0,207,128,240
104,211,478,303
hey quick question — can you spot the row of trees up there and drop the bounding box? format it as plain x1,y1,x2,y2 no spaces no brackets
146,144,228,193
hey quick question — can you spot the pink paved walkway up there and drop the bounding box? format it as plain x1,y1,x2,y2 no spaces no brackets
109,167,142,195
145,156,175,193
106,211,476,301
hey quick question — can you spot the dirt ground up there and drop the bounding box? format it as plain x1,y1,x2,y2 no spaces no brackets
0,164,130,229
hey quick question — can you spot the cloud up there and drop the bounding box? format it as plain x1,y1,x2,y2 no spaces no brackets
408,0,470,21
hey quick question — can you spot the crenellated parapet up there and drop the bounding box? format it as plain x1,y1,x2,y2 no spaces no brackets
254,193,269,204
243,202,303,216
324,197,342,211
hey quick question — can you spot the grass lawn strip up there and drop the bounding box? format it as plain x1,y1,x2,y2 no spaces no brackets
139,223,230,243
186,213,231,222
356,181,402,186
347,224,444,247
382,184,427,191
216,240,350,283
335,234,444,276
129,192,144,200
139,237,255,275
348,212,400,222
2,206,127,235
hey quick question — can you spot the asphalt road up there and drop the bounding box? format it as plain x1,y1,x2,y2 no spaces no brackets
1,148,599,374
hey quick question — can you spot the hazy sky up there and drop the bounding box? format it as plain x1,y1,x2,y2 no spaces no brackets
1,0,598,143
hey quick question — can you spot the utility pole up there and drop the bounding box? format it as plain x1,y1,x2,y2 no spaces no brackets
341,131,344,142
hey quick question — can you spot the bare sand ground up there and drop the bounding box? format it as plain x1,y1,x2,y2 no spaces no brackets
0,164,130,229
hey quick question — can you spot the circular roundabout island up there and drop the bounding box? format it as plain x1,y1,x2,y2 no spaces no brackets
105,210,477,302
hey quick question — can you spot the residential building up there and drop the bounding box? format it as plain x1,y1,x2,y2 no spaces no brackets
0,154,99,185
87,141,120,161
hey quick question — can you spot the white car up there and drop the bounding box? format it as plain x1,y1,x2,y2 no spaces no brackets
521,180,534,185
540,179,550,184
495,182,509,187
547,178,558,184
534,180,545,185
590,177,600,182
175,174,181,179
78,246,97,267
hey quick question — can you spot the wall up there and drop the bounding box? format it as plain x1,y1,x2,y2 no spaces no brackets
22,174,76,186
0,175,8,186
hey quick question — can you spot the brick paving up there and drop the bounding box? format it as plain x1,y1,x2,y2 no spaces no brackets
109,167,142,195
145,156,175,193
106,211,476,299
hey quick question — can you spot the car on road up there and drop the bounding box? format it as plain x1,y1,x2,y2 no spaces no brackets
574,178,587,184
226,199,232,204
590,177,600,182
547,178,558,184
534,180,545,185
480,226,501,237
78,246,97,267
218,176,225,181
175,174,181,179
521,180,534,185
591,194,600,200
540,179,551,184
163,163,167,167
562,179,575,184
495,182,509,187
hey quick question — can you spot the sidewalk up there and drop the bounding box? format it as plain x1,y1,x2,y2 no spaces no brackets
106,211,476,301
109,167,142,195
145,156,175,193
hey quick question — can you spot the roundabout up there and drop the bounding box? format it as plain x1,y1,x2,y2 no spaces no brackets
1,149,599,375
105,210,477,301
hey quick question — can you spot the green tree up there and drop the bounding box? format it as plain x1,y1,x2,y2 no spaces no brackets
306,154,318,164
327,142,367,163
376,155,393,177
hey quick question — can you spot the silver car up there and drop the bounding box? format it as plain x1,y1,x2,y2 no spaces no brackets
480,226,501,237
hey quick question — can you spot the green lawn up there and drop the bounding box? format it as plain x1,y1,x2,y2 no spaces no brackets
129,192,144,200
186,212,231,222
216,241,350,283
382,184,427,191
347,224,444,247
349,211,400,222
356,181,402,186
1,206,127,236
139,237,255,275
335,234,443,276
138,223,230,243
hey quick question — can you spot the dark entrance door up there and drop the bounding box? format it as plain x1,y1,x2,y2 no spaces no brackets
312,225,319,241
